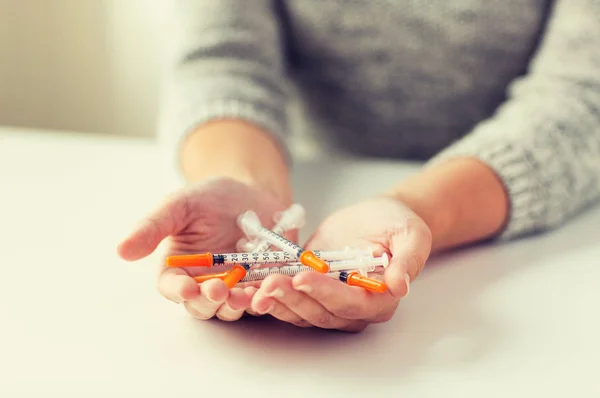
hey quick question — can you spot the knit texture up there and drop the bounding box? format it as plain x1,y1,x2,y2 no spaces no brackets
158,0,600,240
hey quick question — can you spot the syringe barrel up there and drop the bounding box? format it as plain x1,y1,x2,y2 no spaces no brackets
315,248,371,261
216,251,296,265
251,239,272,254
217,250,365,265
326,254,389,271
244,204,305,253
166,250,379,268
257,227,304,257
238,264,374,283
251,223,284,253
240,264,310,282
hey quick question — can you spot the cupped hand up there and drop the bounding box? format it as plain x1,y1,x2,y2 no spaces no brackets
250,196,432,332
117,177,292,322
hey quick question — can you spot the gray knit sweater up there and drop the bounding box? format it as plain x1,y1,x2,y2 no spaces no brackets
158,0,600,240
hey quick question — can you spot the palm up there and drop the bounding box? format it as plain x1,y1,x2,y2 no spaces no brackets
118,177,293,322
305,197,414,258
247,196,431,331
166,178,291,257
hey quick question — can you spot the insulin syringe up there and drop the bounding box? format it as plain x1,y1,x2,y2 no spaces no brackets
192,254,389,293
244,266,387,293
245,203,305,253
194,266,387,293
221,205,306,288
237,210,330,273
242,253,388,278
165,247,373,268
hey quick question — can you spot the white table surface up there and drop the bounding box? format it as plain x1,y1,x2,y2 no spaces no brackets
1,127,599,397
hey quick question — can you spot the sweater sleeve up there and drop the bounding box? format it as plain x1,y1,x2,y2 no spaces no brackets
156,0,291,170
428,0,600,240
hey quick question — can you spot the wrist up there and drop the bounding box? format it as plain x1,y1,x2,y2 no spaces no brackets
179,119,292,205
384,181,454,251
385,157,509,251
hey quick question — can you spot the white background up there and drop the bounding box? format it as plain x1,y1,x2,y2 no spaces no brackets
0,0,171,137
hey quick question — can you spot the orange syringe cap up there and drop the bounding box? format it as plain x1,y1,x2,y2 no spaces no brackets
299,250,330,273
222,264,248,289
166,253,213,267
194,271,229,284
346,272,387,293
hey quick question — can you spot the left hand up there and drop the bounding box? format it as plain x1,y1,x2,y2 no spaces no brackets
249,196,432,332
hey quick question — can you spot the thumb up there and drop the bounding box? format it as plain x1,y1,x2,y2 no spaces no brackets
117,193,190,261
385,218,432,298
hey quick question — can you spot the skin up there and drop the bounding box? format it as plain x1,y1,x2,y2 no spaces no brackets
118,120,292,321
117,177,291,321
117,119,509,330
250,197,429,332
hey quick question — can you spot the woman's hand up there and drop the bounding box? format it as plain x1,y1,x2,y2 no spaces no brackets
249,196,432,332
117,177,293,322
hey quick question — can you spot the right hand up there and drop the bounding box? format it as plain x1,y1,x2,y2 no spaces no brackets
117,177,293,322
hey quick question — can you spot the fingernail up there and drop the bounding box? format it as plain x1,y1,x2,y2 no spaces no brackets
217,303,238,320
403,273,411,297
266,288,284,298
257,301,275,315
246,307,260,316
294,284,313,294
185,302,213,320
244,286,258,296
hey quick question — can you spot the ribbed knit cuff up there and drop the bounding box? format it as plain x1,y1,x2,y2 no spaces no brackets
157,98,291,177
428,140,549,241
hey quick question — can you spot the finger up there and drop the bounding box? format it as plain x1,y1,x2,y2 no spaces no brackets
254,274,350,329
157,267,200,303
236,237,255,252
215,288,252,321
244,287,262,316
184,278,229,320
243,286,259,302
292,271,396,323
339,321,369,333
387,217,432,298
250,289,312,327
117,192,190,261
